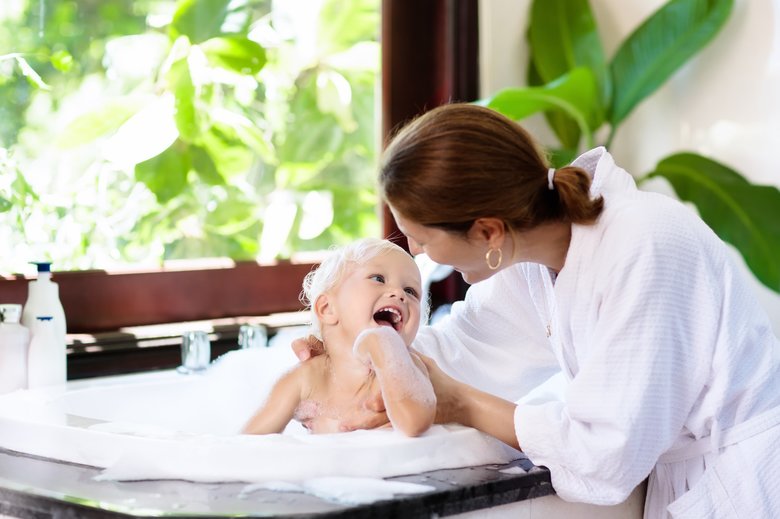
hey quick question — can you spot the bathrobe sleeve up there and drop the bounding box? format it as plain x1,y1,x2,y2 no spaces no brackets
413,265,561,403
514,200,725,505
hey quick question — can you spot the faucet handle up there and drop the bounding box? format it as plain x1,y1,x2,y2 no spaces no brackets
178,330,211,374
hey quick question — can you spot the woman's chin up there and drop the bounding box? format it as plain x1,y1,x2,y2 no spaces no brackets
459,269,493,285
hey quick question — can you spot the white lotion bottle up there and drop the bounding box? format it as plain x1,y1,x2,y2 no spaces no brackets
27,316,66,388
21,262,67,352
0,304,30,394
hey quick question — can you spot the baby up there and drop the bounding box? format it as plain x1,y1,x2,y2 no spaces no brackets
242,238,436,436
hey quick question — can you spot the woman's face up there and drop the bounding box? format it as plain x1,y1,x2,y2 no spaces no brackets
390,208,497,285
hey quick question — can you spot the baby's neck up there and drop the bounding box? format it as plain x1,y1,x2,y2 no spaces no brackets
322,336,372,386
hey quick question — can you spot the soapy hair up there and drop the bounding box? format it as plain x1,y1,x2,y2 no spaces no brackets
380,103,603,235
301,238,429,339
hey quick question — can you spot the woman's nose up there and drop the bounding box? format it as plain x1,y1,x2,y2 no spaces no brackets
407,238,422,256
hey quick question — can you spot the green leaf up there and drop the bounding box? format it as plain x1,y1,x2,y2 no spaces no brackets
200,113,274,180
167,58,198,142
528,0,610,112
643,153,780,292
204,187,258,235
211,110,275,163
199,124,253,180
277,70,344,164
170,0,246,44
528,55,580,149
50,49,74,72
0,196,11,212
318,0,380,55
480,67,600,147
548,148,579,168
276,163,322,190
57,99,143,148
190,145,225,185
135,142,190,203
609,0,733,126
200,36,266,75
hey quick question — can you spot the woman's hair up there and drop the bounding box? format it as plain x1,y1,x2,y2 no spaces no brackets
380,103,603,234
301,238,427,339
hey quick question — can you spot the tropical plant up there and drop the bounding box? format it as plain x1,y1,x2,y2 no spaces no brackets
0,0,380,273
480,0,780,293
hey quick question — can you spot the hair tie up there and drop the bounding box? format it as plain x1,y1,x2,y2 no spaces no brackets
547,168,556,190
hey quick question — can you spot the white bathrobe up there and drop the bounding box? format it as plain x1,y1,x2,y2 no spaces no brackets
413,261,561,403
511,148,780,517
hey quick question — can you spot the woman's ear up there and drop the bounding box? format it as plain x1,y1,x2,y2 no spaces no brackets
468,217,506,248
314,293,339,325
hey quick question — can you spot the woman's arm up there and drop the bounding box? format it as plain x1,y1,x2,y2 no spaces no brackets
418,353,519,449
413,267,559,403
355,328,436,436
241,367,303,434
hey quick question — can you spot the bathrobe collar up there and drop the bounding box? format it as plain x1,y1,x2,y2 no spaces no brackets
570,146,637,200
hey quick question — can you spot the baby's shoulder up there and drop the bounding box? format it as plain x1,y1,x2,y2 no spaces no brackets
292,354,331,395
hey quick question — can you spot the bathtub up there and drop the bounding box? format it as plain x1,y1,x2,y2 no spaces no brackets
0,330,646,517
0,334,518,484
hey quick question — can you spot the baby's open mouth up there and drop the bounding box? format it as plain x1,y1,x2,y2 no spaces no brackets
373,307,402,331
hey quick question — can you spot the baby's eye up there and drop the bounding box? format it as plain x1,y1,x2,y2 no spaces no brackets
369,274,385,283
404,287,419,298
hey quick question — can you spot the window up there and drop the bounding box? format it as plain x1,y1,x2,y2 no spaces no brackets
1,0,380,274
0,0,477,350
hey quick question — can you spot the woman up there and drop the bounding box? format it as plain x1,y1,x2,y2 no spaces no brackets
387,102,780,517
298,103,780,517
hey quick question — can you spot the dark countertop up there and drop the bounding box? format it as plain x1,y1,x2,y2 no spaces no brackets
0,447,553,518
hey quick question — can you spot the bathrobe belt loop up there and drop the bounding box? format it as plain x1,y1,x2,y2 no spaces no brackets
658,405,780,464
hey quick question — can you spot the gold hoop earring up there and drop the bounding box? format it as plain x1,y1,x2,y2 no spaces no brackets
485,248,503,270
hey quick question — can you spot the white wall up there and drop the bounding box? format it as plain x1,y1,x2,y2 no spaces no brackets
479,0,780,333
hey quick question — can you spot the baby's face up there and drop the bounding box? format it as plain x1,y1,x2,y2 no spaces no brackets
329,249,422,347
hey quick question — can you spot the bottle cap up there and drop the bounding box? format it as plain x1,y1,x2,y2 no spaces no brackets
31,262,52,273
0,304,23,324
35,316,54,321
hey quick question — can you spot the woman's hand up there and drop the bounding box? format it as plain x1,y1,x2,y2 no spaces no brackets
291,335,325,361
415,352,465,424
418,352,521,449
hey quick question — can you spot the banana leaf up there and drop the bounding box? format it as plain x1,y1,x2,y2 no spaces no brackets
528,0,610,112
479,67,600,148
526,0,609,149
642,153,780,291
527,50,580,150
610,0,733,126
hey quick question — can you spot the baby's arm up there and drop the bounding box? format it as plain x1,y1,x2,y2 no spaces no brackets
354,328,436,436
241,367,303,434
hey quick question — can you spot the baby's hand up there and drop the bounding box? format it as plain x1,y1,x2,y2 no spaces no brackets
352,327,402,367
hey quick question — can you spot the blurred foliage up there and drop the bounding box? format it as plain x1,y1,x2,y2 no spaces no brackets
0,0,380,273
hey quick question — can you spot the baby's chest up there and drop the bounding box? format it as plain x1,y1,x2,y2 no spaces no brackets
293,397,357,434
